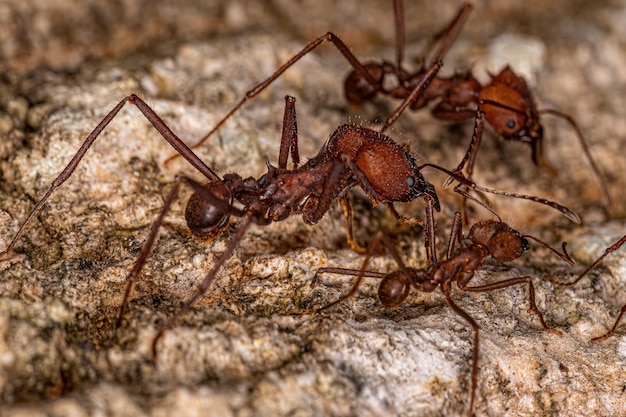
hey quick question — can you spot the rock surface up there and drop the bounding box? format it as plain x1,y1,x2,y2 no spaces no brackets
0,0,625,416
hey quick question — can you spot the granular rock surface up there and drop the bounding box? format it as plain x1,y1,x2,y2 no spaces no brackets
0,1,625,416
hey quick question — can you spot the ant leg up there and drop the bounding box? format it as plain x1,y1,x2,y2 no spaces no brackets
380,59,443,133
0,94,219,260
152,215,255,358
591,304,626,343
539,109,611,206
426,2,473,66
117,177,185,327
385,1,471,128
384,197,435,268
457,276,562,335
117,175,245,327
393,0,405,69
164,32,384,164
312,268,386,287
337,196,367,254
446,212,463,260
278,96,300,169
443,110,485,189
441,281,479,416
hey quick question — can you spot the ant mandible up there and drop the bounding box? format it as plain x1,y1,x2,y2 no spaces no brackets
312,211,573,416
550,233,626,342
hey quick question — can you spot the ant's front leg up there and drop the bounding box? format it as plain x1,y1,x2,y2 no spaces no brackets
162,32,383,163
442,109,485,189
336,196,367,254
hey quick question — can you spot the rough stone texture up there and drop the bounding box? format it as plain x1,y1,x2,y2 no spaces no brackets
0,1,625,416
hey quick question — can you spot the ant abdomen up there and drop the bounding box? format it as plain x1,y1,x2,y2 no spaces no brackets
344,63,384,105
378,271,411,308
185,181,232,240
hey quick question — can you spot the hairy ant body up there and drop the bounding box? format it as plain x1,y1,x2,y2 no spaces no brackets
312,212,573,415
550,233,626,342
0,69,434,333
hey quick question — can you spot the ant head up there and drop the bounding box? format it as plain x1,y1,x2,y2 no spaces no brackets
468,220,529,263
355,134,440,209
479,66,544,163
344,63,384,106
378,271,411,308
185,181,232,240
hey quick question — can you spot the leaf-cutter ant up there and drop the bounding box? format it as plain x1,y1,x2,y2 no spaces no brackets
312,211,573,415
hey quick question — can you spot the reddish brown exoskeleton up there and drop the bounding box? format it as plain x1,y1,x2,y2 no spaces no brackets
342,1,609,204
312,212,573,415
164,1,473,164
164,0,606,207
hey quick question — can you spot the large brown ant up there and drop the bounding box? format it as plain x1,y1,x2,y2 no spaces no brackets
312,212,574,415
550,233,626,342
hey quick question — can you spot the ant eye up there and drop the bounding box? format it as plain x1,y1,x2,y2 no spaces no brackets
507,120,516,129
406,176,415,187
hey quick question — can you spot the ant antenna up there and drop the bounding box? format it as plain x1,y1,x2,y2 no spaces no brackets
417,163,581,223
522,235,574,266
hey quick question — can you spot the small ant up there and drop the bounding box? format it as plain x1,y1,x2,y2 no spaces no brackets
340,1,610,205
550,233,626,342
312,211,573,415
